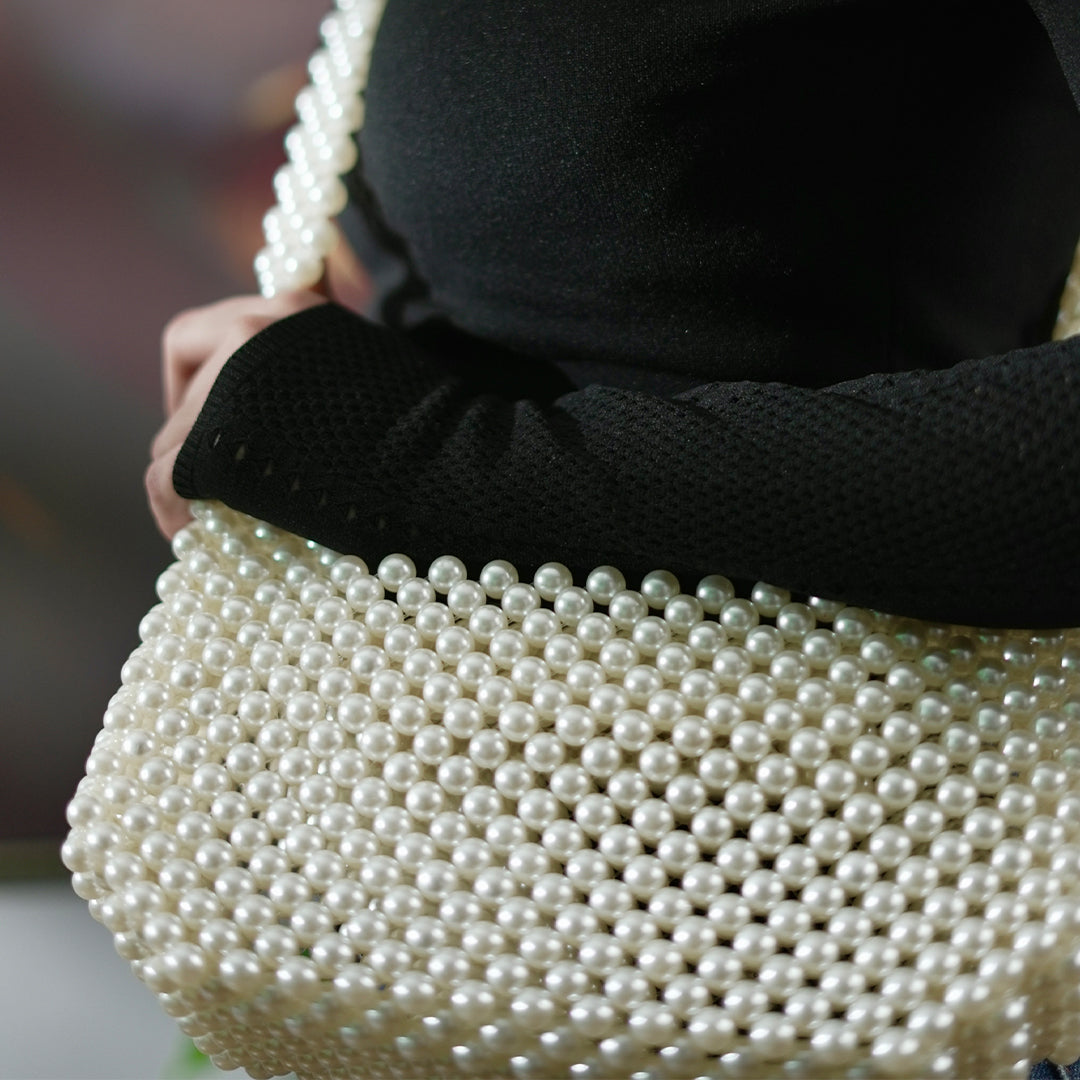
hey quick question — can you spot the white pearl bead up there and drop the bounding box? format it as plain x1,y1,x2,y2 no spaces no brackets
747,813,792,857
773,845,819,889
686,1006,736,1053
723,979,770,1024
729,721,770,763
800,877,845,920
609,591,648,630
807,819,852,863
815,760,858,804
689,807,734,852
722,783,766,824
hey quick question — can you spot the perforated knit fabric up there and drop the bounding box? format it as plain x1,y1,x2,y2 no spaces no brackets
173,304,1080,629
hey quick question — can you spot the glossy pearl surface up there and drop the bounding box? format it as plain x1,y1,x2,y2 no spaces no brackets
68,501,1080,1080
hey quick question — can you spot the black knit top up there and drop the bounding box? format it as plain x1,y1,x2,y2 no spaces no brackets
175,0,1080,627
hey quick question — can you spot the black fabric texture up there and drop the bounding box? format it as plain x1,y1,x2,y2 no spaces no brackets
1030,0,1080,105
174,302,1080,627
175,0,1080,628
352,0,1080,381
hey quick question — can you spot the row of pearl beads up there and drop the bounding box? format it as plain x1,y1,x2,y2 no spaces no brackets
87,855,1073,973
70,764,1079,894
169,514,1080,700
67,811,1080,950
71,777,1075,946
78,876,1080,1054
127,749,1069,875
174,967,1077,1080
102,670,1074,816
128,629,1073,767
136,669,1072,795
131,919,1071,1060
88,755,1074,880
68,831,1080,960
181,990,1070,1080
182,504,1080,668
184,508,1080,675
107,680,1077,831
64,787,1080,920
84,679,1080,860
90,743,1071,868
152,565,1078,731
215,998,1072,1080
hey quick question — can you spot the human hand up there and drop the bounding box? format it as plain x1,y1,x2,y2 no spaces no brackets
146,291,326,540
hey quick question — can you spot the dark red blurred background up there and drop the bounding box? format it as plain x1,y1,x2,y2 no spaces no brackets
0,0,345,850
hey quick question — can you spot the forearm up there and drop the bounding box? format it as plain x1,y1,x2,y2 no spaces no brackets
174,303,1080,627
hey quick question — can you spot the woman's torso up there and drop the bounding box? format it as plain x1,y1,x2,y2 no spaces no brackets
345,0,1080,388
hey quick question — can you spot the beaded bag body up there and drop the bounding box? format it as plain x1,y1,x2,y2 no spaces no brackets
65,2,1080,1078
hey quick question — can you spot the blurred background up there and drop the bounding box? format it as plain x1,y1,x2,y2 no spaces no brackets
0,2,342,1075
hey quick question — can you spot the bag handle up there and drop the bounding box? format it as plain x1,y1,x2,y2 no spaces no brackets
253,0,387,301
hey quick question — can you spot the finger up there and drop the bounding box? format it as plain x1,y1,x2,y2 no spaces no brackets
164,352,206,417
162,293,327,414
145,442,190,540
326,230,372,314
162,296,281,415
162,297,256,415
162,292,326,370
151,346,230,460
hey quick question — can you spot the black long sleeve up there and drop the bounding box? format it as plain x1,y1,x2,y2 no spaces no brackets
174,303,1080,628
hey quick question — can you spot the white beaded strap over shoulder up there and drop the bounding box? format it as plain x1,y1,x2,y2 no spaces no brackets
65,2,1080,1079
254,0,380,298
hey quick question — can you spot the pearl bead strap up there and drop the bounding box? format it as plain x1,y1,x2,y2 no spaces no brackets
253,0,382,299
66,1,1080,1077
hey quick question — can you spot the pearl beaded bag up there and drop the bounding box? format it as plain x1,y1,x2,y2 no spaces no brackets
65,2,1080,1078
